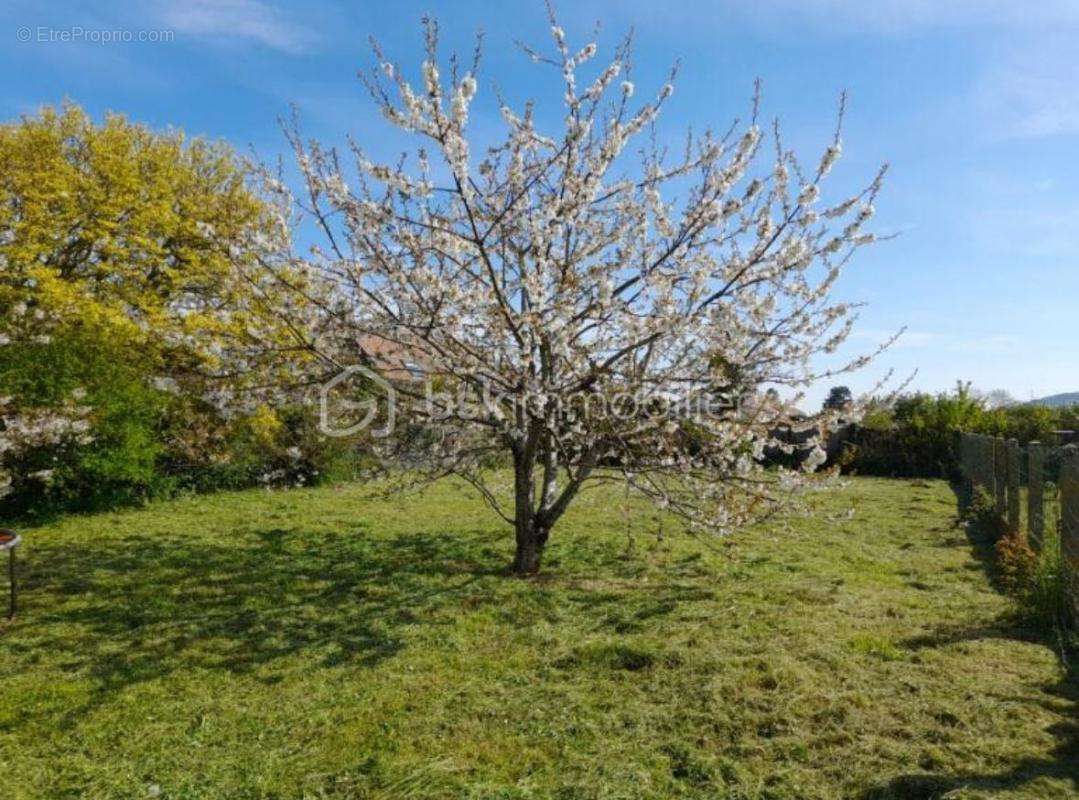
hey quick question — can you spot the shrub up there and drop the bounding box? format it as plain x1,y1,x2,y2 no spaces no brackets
0,327,169,514
0,104,326,516
155,400,366,496
1019,531,1073,633
994,532,1038,596
964,484,1075,638
837,382,1079,479
962,486,997,526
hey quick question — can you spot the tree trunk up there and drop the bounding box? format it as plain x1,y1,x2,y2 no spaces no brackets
513,516,547,575
511,492,548,574
511,454,547,574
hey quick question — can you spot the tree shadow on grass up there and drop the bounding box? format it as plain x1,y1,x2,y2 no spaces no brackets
7,522,693,727
862,638,1077,798
860,486,1079,798
7,525,516,722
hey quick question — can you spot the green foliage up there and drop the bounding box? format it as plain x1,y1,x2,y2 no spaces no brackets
822,385,853,411
0,326,168,514
994,531,1039,596
995,403,1061,444
0,104,333,515
840,382,982,478
1018,530,1076,638
840,382,1079,478
0,102,278,355
962,486,998,528
170,403,364,495
963,484,1074,644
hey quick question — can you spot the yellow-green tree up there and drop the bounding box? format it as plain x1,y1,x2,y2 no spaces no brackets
0,104,322,511
0,103,301,373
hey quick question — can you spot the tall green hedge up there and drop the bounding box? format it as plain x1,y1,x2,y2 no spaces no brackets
835,385,1077,479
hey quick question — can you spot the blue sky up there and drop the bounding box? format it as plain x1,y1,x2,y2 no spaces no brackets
4,0,1077,408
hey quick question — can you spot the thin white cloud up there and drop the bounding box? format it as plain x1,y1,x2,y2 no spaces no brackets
958,170,1079,257
729,0,1079,35
945,335,1019,355
976,37,1079,139
742,0,1079,144
576,0,1079,39
851,329,937,350
850,329,1022,356
159,0,314,53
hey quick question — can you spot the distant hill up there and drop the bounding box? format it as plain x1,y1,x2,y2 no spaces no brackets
1029,392,1079,408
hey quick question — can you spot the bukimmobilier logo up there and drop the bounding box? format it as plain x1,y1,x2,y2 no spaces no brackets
319,365,396,438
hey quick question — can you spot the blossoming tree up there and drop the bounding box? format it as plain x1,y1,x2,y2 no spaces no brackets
275,12,889,574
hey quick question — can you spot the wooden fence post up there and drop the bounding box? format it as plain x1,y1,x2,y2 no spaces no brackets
1006,439,1021,536
973,435,984,500
1060,445,1079,623
957,432,971,510
993,436,1007,520
1028,442,1045,551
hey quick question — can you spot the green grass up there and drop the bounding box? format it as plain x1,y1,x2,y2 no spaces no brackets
0,476,1075,799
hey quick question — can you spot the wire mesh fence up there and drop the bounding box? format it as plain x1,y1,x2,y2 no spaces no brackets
958,432,1077,629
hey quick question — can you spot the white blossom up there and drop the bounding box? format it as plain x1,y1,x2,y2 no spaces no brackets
270,13,887,570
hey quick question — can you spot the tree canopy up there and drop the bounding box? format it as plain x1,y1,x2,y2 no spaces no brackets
0,103,298,379
267,12,889,573
0,104,320,509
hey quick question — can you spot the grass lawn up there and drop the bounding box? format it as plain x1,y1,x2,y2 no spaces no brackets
0,476,1075,799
